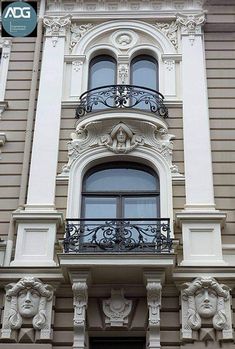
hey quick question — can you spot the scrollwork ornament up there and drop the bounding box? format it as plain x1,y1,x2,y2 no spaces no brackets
181,277,233,342
70,23,93,51
156,21,178,50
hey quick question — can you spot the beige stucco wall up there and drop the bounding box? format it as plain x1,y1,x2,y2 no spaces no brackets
0,38,36,240
205,3,235,243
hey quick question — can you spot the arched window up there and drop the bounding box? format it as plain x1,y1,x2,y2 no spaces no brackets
131,55,158,90
88,55,116,90
82,162,160,220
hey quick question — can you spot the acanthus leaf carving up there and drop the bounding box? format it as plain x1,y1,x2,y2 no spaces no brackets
177,13,206,45
43,15,71,47
70,23,93,51
156,21,179,50
102,289,132,327
181,277,233,342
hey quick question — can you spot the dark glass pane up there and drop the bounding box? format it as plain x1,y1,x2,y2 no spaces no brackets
91,338,145,349
89,55,116,89
131,55,158,90
124,196,158,218
85,168,158,192
84,197,117,218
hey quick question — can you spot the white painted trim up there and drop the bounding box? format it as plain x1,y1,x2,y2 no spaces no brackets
64,20,180,101
27,35,66,206
180,27,215,210
0,39,12,114
66,145,174,236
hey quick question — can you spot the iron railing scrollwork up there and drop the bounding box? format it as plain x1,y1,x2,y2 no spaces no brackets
75,85,168,118
63,218,172,253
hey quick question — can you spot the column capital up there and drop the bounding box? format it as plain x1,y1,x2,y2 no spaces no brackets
177,13,206,45
43,15,71,46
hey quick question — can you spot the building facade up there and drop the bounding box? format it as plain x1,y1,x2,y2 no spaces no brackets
0,0,235,348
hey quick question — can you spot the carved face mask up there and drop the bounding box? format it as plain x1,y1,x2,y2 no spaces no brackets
194,288,217,318
18,289,40,318
116,129,127,143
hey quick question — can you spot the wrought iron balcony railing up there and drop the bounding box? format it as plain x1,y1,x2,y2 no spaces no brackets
75,85,168,119
63,218,172,253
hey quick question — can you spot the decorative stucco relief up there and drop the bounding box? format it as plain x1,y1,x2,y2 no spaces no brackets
146,281,162,349
1,277,54,342
70,23,93,51
156,21,178,50
46,1,203,13
181,277,233,342
59,120,179,177
118,64,129,84
177,13,206,45
111,30,138,50
72,282,88,349
43,15,71,47
0,38,12,59
100,122,144,154
103,289,132,327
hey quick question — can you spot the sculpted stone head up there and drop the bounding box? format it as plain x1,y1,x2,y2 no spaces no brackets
182,277,229,331
5,277,53,331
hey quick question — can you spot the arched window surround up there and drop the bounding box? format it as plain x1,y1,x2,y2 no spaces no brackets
66,147,174,237
65,20,179,101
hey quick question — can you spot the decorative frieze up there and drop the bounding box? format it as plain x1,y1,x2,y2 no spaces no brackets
177,13,206,45
70,23,93,51
181,277,233,342
103,289,132,327
1,277,54,342
43,15,71,46
156,21,178,50
46,0,203,14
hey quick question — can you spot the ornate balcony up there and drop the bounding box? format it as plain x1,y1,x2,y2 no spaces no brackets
63,218,172,253
75,85,168,119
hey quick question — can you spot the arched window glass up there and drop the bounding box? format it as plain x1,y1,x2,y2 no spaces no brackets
82,163,160,220
131,55,158,90
88,55,116,90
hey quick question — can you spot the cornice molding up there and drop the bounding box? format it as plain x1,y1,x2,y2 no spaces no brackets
45,0,203,18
